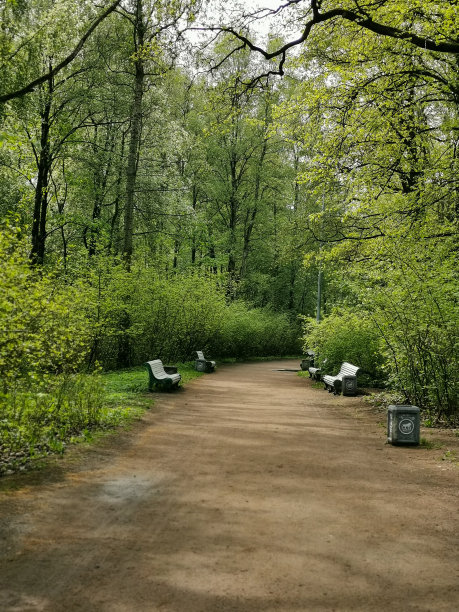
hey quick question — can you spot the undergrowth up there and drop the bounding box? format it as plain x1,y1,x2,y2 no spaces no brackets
0,362,202,477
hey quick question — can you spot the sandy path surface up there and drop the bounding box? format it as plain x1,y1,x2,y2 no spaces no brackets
0,360,458,612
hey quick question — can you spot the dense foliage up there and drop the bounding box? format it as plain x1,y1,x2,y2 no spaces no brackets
0,0,457,477
302,311,386,388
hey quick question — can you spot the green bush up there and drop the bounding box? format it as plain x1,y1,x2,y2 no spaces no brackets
89,263,301,367
302,310,386,387
0,224,94,391
361,241,459,423
0,372,111,474
216,302,301,358
130,273,227,363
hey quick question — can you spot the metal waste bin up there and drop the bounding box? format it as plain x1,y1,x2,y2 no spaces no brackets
300,351,315,371
195,359,207,372
387,405,420,446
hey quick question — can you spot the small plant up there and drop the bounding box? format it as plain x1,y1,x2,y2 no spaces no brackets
441,450,458,463
363,391,406,412
419,437,443,450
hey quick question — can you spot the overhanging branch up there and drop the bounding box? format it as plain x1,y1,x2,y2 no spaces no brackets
0,0,121,104
208,1,459,76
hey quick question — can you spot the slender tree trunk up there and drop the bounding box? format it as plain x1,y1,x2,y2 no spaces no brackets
173,239,179,269
288,149,300,310
226,150,239,296
88,128,115,256
30,72,53,265
191,183,197,264
58,160,68,271
208,244,217,274
240,140,267,279
110,131,126,254
123,0,145,269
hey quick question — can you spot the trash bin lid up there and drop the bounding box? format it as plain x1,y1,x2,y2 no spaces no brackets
388,404,420,414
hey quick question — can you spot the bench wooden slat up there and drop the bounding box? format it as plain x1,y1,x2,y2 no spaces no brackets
323,362,360,396
308,357,326,381
308,366,322,380
145,359,181,391
195,350,216,373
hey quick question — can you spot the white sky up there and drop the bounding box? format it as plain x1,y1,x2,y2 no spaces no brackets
201,0,296,39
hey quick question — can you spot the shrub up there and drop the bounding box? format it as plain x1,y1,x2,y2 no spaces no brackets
216,302,301,358
0,224,94,391
302,310,386,387
90,264,301,366
362,242,459,423
0,372,109,474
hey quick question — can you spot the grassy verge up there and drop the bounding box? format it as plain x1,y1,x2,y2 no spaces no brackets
0,362,203,477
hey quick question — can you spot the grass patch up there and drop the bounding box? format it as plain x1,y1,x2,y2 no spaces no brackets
103,361,203,407
0,361,203,478
297,371,323,389
441,449,458,463
420,437,444,450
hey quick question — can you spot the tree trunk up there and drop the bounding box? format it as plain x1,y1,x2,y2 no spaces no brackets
109,131,126,254
123,0,145,269
88,127,115,256
118,0,145,368
191,183,197,264
240,140,267,279
30,74,53,265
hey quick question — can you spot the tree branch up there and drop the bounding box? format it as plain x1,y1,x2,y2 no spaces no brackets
211,1,459,76
0,0,121,104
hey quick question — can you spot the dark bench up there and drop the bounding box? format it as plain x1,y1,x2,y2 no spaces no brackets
145,359,181,391
195,350,216,373
300,350,315,371
323,362,360,396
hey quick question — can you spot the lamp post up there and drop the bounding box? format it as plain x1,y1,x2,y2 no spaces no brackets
316,268,322,322
316,191,325,322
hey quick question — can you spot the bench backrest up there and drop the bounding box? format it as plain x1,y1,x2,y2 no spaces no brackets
196,351,205,360
339,362,360,377
147,359,169,379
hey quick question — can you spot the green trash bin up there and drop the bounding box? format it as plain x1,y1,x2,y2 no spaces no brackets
387,405,420,446
300,351,315,371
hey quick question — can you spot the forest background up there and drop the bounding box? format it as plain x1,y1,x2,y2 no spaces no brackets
0,0,458,471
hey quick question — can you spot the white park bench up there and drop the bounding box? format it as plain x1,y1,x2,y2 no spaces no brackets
323,362,360,396
195,350,216,373
309,357,326,381
145,359,181,391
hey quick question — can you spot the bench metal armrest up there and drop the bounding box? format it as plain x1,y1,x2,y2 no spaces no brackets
164,366,178,374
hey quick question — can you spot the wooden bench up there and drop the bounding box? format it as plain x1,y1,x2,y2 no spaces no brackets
323,362,360,396
309,358,326,381
145,359,181,391
195,351,216,373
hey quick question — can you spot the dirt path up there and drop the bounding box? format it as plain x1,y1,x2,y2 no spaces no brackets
1,360,458,612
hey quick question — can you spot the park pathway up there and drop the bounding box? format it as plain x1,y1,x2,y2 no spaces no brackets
0,360,458,611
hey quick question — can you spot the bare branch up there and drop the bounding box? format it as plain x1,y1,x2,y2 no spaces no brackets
197,1,459,80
